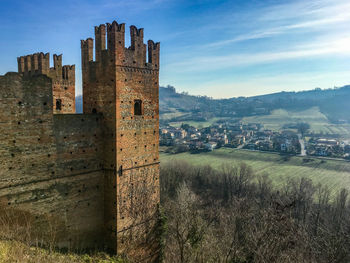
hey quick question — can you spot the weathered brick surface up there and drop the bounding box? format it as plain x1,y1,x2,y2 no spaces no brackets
0,73,104,249
17,53,76,114
0,19,160,262
82,21,160,261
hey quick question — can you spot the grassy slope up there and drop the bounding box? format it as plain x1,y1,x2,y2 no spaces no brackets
242,107,350,135
0,240,126,263
160,108,188,121
160,148,350,196
162,107,350,134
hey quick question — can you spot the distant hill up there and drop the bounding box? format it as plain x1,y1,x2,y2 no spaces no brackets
159,85,350,124
75,84,350,123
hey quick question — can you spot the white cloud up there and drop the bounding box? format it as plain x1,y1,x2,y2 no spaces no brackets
203,14,350,49
159,0,350,97
201,0,350,49
203,30,282,48
166,36,350,73
258,0,349,22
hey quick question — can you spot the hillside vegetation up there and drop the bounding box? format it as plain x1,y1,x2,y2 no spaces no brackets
76,85,350,129
161,161,350,263
159,85,350,126
242,107,350,135
160,148,350,197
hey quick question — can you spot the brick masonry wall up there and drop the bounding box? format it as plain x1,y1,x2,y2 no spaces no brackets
17,53,76,114
0,72,104,249
1,19,160,261
82,21,160,261
115,67,160,260
52,80,75,114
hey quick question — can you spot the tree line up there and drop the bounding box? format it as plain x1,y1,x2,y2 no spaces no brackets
160,161,350,263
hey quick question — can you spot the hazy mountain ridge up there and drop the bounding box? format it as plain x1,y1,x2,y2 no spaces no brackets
159,85,350,123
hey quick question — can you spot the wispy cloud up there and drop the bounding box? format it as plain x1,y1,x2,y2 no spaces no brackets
2,0,349,97
258,0,349,21
203,30,282,48
203,14,350,49
167,36,350,73
164,0,350,77
202,0,350,49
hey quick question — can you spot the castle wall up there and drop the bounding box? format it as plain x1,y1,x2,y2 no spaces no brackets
52,79,76,114
1,19,160,261
0,73,104,249
115,66,160,260
81,21,160,261
17,53,76,114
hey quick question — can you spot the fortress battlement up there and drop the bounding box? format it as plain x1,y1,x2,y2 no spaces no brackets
81,20,160,71
17,53,76,114
17,53,75,83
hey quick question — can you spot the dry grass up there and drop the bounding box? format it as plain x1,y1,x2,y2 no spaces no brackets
0,206,127,263
0,240,125,263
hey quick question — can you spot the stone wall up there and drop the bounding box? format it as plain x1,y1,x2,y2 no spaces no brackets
0,72,104,249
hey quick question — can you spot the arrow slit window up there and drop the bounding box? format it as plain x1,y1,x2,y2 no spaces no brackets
134,100,142,115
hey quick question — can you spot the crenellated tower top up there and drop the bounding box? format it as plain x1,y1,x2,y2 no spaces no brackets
81,20,160,71
17,52,76,114
17,53,75,83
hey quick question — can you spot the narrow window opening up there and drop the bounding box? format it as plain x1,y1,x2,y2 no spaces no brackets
134,100,142,115
56,99,62,111
92,108,97,114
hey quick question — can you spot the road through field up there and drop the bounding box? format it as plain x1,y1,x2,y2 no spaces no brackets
298,134,306,156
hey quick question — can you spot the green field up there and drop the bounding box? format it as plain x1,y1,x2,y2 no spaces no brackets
168,117,227,128
242,107,350,135
160,108,228,128
160,108,188,120
160,148,350,196
162,107,350,135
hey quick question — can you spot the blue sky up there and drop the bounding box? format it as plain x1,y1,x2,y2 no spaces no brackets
1,0,350,98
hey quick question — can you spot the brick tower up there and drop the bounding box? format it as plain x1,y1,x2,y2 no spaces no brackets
17,53,75,114
81,21,160,260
